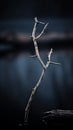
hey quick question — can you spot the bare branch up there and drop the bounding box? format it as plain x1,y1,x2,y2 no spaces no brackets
32,17,46,70
36,23,49,39
24,69,45,123
34,17,45,24
48,48,53,61
50,61,61,65
24,17,60,124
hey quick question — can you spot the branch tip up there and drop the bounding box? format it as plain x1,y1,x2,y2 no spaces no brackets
34,17,38,23
48,48,53,61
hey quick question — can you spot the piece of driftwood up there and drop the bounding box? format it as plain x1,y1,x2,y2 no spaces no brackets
43,109,73,127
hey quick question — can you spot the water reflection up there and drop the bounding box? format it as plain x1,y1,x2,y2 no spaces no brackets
0,50,73,123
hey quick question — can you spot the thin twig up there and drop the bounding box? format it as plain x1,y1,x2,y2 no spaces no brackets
36,23,49,39
24,17,60,124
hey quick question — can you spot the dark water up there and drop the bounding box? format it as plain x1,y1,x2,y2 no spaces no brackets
0,50,73,125
0,19,73,126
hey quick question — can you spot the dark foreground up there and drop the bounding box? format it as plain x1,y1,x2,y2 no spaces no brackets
0,109,73,129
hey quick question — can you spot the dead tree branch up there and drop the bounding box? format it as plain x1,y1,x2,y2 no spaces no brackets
24,17,60,124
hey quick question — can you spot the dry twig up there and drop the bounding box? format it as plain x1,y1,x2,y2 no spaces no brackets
24,17,60,124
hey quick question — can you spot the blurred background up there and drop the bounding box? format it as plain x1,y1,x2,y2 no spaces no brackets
0,0,73,127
